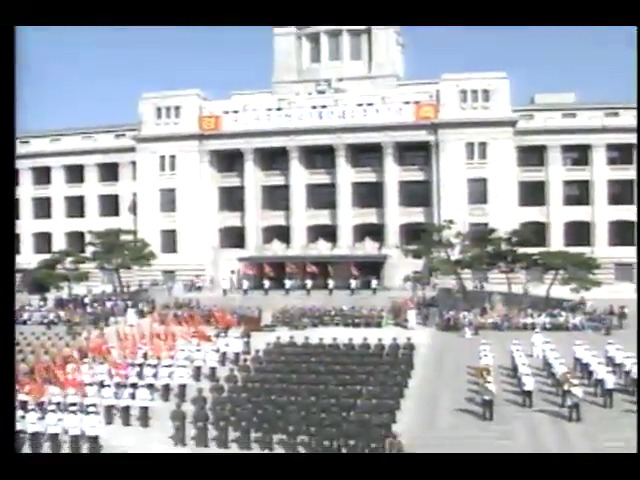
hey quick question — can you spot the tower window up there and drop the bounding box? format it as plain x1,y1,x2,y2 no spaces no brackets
349,31,363,61
308,33,320,64
327,31,342,61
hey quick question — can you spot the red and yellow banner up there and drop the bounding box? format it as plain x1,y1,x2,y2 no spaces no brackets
199,114,222,132
414,102,438,121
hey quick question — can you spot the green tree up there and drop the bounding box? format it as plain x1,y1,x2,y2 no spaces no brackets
535,250,602,303
31,249,90,295
86,229,156,293
405,220,491,303
483,229,538,294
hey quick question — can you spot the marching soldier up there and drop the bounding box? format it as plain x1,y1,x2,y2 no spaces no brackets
136,384,153,428
192,406,210,448
241,277,250,296
262,277,271,296
480,378,496,421
119,382,134,427
45,405,63,453
15,409,26,452
370,276,379,295
567,381,584,422
221,276,230,297
174,360,190,402
326,276,335,295
603,367,616,408
192,346,205,382
191,387,207,410
304,277,313,296
83,405,104,453
283,277,292,295
26,404,44,453
65,405,83,454
158,359,173,402
520,374,535,408
205,348,219,382
170,402,187,447
101,382,116,425
348,277,357,295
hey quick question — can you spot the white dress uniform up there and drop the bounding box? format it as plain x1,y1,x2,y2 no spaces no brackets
326,278,335,292
370,278,379,293
262,278,271,293
283,278,292,293
603,370,616,408
241,278,250,294
349,278,357,292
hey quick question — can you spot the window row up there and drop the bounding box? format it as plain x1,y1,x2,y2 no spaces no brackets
218,181,433,212
16,163,134,187
214,144,433,174
17,229,179,256
512,220,636,248
465,142,488,161
516,144,636,168
459,89,491,105
517,179,636,207
16,195,134,220
306,29,367,64
155,105,182,121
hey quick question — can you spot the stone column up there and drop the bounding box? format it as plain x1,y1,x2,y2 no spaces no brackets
383,142,400,248
243,148,259,251
288,146,307,250
590,144,608,253
335,144,353,249
546,145,563,249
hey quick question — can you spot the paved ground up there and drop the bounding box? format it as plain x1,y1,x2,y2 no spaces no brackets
398,328,637,453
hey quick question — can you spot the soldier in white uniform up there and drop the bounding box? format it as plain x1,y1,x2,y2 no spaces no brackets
158,359,173,402
85,380,100,403
221,276,230,297
136,384,153,428
370,277,379,295
241,278,250,296
567,381,584,422
283,277,292,295
94,360,111,387
143,359,158,393
65,405,83,453
15,409,26,452
520,374,535,408
530,329,544,360
83,405,104,453
480,378,496,421
174,360,191,402
205,348,219,382
262,277,271,296
603,368,617,408
48,385,64,411
348,277,357,296
26,404,45,453
101,382,116,425
326,277,335,296
45,404,63,453
120,381,135,426
192,346,205,382
304,277,313,296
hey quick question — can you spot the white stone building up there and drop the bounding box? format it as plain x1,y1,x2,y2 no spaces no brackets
16,26,637,289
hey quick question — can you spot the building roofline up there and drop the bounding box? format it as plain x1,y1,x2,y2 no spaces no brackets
514,102,636,112
17,123,139,139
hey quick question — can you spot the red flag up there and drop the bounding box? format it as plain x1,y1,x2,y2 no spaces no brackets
305,263,319,275
285,263,298,275
240,263,255,275
263,264,275,278
350,263,359,277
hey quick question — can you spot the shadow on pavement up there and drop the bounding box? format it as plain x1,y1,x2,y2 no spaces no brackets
536,408,567,421
503,397,523,408
454,407,484,421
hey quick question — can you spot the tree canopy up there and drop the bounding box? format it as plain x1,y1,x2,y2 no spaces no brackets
29,249,90,294
86,228,156,292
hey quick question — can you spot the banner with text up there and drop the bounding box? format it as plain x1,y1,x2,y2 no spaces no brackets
198,102,438,133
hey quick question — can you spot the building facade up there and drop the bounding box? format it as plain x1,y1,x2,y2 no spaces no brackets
16,26,637,289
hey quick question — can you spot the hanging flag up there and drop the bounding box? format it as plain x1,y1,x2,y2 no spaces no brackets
305,263,319,275
285,263,298,275
128,193,137,216
327,264,334,277
263,263,275,278
350,263,359,277
240,263,256,275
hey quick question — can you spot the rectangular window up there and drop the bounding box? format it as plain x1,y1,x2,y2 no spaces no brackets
308,33,321,64
65,196,86,218
173,106,181,119
160,229,178,254
98,194,120,217
33,232,52,254
608,179,635,206
465,142,475,161
159,155,176,173
64,165,85,184
15,233,20,255
459,90,468,103
349,31,362,60
467,178,488,205
478,142,487,160
563,180,591,206
481,89,491,103
159,188,177,213
32,197,52,219
32,167,51,186
470,90,479,103
164,106,172,119
98,163,119,183
518,181,546,207
327,31,342,61
155,107,163,120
